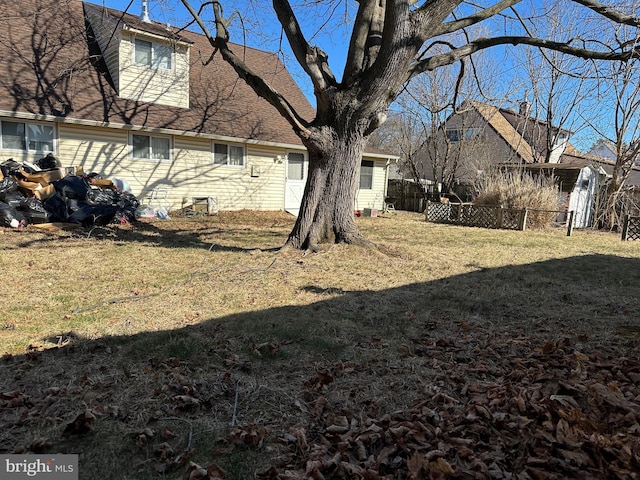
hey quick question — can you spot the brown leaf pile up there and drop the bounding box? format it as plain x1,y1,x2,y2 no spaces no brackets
259,335,640,479
2,323,639,479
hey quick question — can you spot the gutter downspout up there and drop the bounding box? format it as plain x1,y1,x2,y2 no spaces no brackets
383,158,392,201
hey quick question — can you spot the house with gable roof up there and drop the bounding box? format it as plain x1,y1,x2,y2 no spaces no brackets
416,100,623,226
422,100,572,188
0,0,395,215
588,139,617,162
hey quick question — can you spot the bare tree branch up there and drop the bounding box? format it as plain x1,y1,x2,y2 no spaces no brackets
180,0,312,139
571,0,640,27
344,0,382,84
272,0,337,102
434,0,523,37
410,35,640,80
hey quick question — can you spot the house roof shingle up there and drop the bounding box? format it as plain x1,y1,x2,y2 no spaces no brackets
0,0,316,147
467,100,575,164
470,101,537,164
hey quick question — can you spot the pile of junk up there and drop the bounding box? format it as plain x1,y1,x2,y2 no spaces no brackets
0,154,144,229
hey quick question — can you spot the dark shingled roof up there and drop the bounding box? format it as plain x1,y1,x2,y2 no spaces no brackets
0,0,316,146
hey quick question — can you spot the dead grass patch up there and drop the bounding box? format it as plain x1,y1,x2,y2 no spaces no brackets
1,211,639,478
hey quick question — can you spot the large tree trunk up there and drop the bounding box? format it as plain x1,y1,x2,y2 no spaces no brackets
603,183,622,230
285,129,370,251
603,171,627,231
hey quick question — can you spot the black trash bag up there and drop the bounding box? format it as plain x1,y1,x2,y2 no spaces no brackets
68,204,118,227
34,153,60,170
43,193,71,222
0,201,27,228
113,205,138,224
119,191,140,210
54,175,90,200
2,190,26,209
21,197,47,213
66,198,81,214
88,188,119,205
0,177,18,195
114,191,140,224
112,211,129,224
44,195,82,222
20,197,50,223
0,159,21,177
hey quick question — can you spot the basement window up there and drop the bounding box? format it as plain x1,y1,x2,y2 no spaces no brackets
359,160,374,190
0,120,54,152
132,133,171,161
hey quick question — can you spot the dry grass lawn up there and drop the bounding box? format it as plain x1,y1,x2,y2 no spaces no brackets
1,211,639,479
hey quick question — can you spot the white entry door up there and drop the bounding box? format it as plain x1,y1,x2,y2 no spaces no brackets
285,152,307,216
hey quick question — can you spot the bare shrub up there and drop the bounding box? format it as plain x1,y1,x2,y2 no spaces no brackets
475,170,560,228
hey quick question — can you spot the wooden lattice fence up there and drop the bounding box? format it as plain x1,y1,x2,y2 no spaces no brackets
426,202,530,231
622,215,640,241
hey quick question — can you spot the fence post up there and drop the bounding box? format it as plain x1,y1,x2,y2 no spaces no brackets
519,208,528,231
496,206,504,229
622,214,630,241
567,210,575,237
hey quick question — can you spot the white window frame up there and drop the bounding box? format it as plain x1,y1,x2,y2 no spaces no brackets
212,142,245,167
131,133,172,161
133,38,173,71
359,160,374,190
0,119,55,153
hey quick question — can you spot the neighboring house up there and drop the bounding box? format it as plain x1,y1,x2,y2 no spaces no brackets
0,0,395,215
588,138,640,171
419,100,636,226
420,100,571,192
588,139,617,162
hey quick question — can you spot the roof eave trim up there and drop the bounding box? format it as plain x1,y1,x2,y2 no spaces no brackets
0,110,303,149
122,25,193,46
0,111,397,158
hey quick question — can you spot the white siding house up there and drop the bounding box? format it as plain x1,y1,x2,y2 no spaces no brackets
0,0,395,214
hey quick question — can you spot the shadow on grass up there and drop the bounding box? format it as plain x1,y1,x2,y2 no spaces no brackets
14,218,287,253
1,254,639,479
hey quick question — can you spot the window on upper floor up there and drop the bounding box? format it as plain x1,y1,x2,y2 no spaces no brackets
134,38,172,70
554,132,568,146
213,143,244,166
446,129,461,142
132,133,171,161
359,160,374,190
0,120,54,153
446,127,481,142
